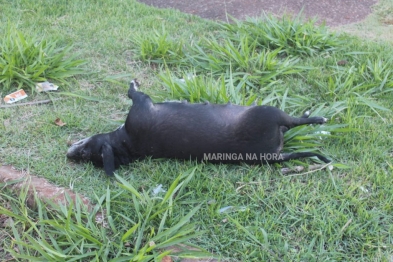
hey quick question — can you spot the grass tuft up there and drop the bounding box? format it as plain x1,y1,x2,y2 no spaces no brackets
131,28,185,64
0,25,86,92
184,36,303,86
220,13,344,57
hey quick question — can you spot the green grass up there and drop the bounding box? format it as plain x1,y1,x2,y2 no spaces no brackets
335,0,393,44
220,13,344,57
0,24,86,92
1,0,393,261
0,170,212,261
373,0,393,24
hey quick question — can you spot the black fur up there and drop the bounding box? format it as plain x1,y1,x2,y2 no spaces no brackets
67,79,330,176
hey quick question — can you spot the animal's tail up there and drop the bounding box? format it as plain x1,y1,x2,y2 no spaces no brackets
128,79,140,99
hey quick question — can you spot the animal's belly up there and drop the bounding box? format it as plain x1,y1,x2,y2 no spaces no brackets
136,132,281,164
129,107,282,162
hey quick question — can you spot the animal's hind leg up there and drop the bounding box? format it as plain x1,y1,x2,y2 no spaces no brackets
289,114,328,127
280,152,331,163
127,79,154,107
276,110,330,164
277,126,288,153
277,108,327,129
127,79,140,99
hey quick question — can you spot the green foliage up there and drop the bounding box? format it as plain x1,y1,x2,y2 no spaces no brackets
131,28,185,63
132,13,344,65
220,13,344,57
184,36,303,85
131,13,344,90
358,56,393,91
0,25,85,92
159,70,258,105
0,168,212,261
309,54,393,118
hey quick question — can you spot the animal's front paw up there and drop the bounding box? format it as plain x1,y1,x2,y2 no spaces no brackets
318,117,328,124
310,116,328,124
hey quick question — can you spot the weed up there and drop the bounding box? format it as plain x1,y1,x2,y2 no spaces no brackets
0,25,85,93
185,36,303,86
132,28,185,64
220,13,344,57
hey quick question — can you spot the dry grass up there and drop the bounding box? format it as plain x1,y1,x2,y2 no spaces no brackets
334,1,393,43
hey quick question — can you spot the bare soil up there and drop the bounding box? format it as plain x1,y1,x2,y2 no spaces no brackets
137,0,377,26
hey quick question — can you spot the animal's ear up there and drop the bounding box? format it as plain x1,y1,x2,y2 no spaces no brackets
101,142,115,176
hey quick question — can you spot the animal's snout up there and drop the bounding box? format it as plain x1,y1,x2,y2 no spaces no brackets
70,139,85,147
66,137,90,158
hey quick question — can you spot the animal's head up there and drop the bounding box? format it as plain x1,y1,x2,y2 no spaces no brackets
67,134,116,176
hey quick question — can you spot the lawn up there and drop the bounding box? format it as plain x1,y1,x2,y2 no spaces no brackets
1,0,393,261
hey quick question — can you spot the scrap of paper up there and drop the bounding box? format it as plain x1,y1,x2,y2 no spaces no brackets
36,82,59,92
4,89,28,104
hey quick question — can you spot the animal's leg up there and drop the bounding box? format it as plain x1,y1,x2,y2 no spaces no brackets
276,126,288,153
127,79,154,107
280,110,326,128
280,152,331,163
300,110,310,118
127,79,140,99
288,115,327,127
276,111,330,163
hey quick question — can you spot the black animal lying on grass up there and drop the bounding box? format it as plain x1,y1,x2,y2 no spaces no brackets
67,79,330,176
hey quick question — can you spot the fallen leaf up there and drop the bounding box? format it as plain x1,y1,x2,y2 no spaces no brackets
55,118,66,126
337,60,348,66
161,255,172,262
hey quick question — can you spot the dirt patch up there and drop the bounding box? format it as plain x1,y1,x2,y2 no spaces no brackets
138,0,377,26
0,165,94,211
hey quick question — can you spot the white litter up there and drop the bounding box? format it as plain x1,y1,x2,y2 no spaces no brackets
36,82,59,92
152,184,166,196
